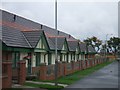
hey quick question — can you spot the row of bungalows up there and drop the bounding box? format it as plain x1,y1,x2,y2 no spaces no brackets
1,10,105,88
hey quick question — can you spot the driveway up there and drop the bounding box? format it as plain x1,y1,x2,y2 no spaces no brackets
65,61,119,89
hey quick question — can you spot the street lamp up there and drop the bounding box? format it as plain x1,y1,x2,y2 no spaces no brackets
55,0,58,86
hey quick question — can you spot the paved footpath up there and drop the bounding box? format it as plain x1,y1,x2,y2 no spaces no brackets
26,81,68,87
65,61,119,89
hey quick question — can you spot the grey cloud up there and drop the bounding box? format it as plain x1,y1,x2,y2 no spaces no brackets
1,1,118,41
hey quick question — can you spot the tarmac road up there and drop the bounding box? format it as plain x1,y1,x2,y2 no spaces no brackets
64,61,119,89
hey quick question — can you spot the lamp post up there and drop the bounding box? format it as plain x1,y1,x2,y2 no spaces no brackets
55,0,58,86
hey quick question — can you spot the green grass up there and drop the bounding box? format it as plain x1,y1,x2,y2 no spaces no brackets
33,61,114,85
24,82,64,90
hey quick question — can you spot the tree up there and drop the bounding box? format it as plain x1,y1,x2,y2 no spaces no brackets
107,37,120,55
84,36,102,53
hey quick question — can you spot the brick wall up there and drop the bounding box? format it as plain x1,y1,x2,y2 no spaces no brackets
2,51,12,88
18,60,26,85
30,57,107,81
2,62,12,88
65,62,73,75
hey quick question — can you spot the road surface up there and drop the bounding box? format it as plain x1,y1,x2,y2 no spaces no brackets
65,61,119,89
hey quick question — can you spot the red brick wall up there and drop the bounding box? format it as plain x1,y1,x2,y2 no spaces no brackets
58,62,64,77
38,64,56,80
2,51,12,61
32,66,40,75
31,57,107,81
2,62,12,88
65,62,73,75
72,61,80,72
2,51,12,88
39,64,47,80
18,60,26,85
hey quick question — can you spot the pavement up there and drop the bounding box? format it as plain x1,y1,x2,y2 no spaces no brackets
12,84,34,88
26,81,68,87
64,61,119,89
12,80,68,89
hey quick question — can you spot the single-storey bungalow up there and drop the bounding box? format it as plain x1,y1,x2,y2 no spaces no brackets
67,40,81,62
1,9,101,88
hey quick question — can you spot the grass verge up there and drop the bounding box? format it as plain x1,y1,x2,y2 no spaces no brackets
33,61,114,85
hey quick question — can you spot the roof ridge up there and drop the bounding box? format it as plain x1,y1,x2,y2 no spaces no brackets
21,31,32,48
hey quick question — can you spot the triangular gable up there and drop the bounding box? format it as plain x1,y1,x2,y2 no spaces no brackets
35,32,49,51
76,43,80,54
62,39,69,51
36,38,45,49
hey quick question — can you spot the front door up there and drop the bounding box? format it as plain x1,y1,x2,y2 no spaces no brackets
36,52,41,66
12,52,20,68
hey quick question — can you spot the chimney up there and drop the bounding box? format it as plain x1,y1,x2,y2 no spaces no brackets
58,31,59,35
41,25,43,29
69,34,71,38
13,15,16,22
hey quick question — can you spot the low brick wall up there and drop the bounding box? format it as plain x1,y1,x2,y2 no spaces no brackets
65,62,73,75
34,64,55,80
81,60,86,70
32,66,40,76
18,60,26,85
2,62,12,88
57,62,64,77
46,65,55,80
30,57,108,81
2,76,9,88
73,61,80,72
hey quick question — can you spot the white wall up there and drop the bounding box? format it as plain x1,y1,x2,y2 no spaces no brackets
79,54,81,60
65,54,67,62
62,54,64,61
58,54,60,62
41,53,44,63
32,53,36,67
72,54,74,60
20,52,28,60
81,55,85,60
68,54,71,62
51,53,55,64
45,54,48,65
20,52,28,67
75,54,77,62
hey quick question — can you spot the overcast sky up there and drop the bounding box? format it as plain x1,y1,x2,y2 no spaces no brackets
1,0,118,41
